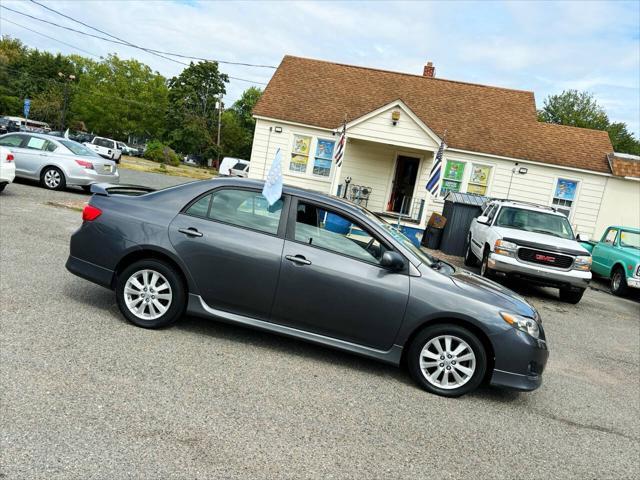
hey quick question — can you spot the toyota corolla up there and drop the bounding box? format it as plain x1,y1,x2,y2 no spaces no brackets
66,178,548,397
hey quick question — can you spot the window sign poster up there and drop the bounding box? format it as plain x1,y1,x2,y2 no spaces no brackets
470,165,490,185
555,178,577,200
467,183,487,195
293,135,311,155
315,139,335,159
444,160,465,181
441,179,461,193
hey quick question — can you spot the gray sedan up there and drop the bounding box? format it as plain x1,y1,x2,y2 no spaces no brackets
0,132,119,191
66,178,548,397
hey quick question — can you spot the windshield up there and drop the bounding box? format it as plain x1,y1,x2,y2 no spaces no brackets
619,231,640,249
351,203,435,266
59,139,100,157
495,207,575,240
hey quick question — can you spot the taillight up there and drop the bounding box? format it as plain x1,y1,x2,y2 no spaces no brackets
5,153,14,162
82,204,102,221
75,159,94,169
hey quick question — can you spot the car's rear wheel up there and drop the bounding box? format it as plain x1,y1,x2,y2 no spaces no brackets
407,324,487,397
480,248,495,278
41,166,66,191
610,267,628,297
116,259,186,328
559,287,586,304
464,236,477,267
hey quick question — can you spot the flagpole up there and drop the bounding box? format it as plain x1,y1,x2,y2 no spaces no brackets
330,115,348,196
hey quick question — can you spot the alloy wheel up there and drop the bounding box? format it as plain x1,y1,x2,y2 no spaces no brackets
419,335,476,390
612,272,621,291
124,269,173,320
43,169,61,189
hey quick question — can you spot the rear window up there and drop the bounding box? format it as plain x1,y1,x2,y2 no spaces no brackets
60,139,97,156
232,162,248,171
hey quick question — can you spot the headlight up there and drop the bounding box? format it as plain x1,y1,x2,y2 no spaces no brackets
573,255,592,272
494,239,517,257
635,264,640,277
500,312,540,339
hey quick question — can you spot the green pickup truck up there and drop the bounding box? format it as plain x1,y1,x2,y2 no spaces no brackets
580,226,640,296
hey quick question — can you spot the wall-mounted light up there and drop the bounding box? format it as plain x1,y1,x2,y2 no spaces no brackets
518,167,528,175
391,110,401,126
274,126,283,133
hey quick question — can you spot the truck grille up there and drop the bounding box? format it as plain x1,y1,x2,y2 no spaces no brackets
517,248,574,269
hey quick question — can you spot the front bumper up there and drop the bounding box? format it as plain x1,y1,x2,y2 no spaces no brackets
0,162,16,184
489,253,590,289
489,326,549,391
67,168,120,186
627,277,640,289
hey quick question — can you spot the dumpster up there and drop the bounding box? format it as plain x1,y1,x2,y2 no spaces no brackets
440,192,489,256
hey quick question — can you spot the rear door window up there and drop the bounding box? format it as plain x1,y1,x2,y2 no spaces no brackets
25,136,55,151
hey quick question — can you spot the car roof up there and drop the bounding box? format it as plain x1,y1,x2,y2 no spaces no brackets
491,199,563,216
3,132,63,142
611,226,640,233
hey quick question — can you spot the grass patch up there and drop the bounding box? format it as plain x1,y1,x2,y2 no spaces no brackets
119,156,217,180
46,200,86,212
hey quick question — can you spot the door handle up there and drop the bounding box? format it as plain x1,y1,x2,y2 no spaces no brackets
178,227,203,238
285,255,312,266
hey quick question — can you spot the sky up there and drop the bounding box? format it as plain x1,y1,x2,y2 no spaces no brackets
1,0,639,136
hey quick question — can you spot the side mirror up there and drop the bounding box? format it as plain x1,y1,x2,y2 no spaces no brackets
576,233,590,242
381,251,405,271
476,215,489,225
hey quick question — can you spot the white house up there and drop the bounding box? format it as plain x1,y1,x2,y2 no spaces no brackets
249,56,640,243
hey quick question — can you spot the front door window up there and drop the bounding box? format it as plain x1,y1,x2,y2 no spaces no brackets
388,155,420,214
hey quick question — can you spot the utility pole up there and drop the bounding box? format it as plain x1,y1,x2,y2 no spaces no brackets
58,72,76,131
216,98,223,166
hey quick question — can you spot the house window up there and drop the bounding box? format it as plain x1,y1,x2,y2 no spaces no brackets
467,164,491,195
290,134,311,173
552,178,578,217
440,160,465,195
312,139,335,177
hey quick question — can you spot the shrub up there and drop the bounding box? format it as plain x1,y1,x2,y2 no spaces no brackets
143,140,180,166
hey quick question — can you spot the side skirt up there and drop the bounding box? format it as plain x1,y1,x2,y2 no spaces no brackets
186,294,403,366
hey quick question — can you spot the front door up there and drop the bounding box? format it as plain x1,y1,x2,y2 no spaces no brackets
387,155,420,214
169,187,287,319
592,228,618,275
270,199,410,351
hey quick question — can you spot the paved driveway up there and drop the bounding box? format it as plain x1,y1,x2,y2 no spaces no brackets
1,181,639,479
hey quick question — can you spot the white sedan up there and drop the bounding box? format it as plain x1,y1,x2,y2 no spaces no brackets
0,145,16,193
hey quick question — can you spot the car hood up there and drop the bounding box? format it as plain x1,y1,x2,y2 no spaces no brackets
493,227,589,255
449,268,538,319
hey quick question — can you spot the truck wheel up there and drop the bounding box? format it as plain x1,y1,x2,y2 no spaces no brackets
559,287,585,304
611,267,628,297
481,248,495,279
464,236,477,267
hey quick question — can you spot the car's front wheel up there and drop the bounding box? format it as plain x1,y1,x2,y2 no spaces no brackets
41,166,66,191
464,236,477,267
610,267,628,297
480,248,495,278
407,324,487,397
116,259,186,328
559,287,586,304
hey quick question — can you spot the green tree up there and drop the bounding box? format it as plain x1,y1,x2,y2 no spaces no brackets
166,61,228,159
538,89,640,155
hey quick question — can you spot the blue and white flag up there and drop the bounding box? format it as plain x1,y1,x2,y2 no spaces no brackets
262,148,283,206
426,138,446,195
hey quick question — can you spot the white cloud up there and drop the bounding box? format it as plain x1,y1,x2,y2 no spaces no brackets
1,0,638,134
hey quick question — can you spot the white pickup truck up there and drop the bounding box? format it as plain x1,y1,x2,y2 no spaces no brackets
84,136,122,163
464,199,592,304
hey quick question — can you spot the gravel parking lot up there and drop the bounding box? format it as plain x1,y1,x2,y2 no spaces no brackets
1,178,639,479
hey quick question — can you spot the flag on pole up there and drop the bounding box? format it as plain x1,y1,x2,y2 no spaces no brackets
333,120,346,167
63,128,70,139
426,136,447,195
262,148,283,206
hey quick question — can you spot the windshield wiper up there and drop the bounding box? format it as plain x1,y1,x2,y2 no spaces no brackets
531,229,562,238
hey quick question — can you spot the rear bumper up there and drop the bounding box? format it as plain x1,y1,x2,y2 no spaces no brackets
67,169,120,186
489,327,549,392
490,253,590,289
0,162,16,184
65,255,114,289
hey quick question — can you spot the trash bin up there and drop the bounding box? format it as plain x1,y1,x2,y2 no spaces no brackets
423,225,444,249
440,192,489,256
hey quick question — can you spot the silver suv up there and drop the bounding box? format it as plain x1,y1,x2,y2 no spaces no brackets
465,199,592,304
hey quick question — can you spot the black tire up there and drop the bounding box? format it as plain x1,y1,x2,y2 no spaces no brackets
480,247,495,279
464,236,477,267
610,267,628,297
0,183,6,193
407,324,487,397
40,166,66,191
81,185,92,194
116,259,186,328
559,287,585,304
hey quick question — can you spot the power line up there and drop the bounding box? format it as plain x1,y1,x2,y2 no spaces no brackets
29,0,277,69
1,5,268,85
0,18,101,58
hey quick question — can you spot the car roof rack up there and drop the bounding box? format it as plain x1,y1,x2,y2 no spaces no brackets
487,198,559,213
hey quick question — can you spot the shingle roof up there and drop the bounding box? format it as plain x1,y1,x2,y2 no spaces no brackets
253,55,614,174
608,153,640,178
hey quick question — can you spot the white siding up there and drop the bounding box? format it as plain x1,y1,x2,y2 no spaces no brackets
347,105,439,151
594,177,640,239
